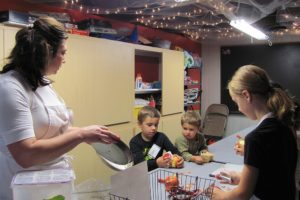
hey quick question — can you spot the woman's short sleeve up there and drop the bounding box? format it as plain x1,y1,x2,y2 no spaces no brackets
0,80,35,145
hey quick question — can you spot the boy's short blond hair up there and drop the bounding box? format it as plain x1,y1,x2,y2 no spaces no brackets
137,106,161,124
181,111,201,129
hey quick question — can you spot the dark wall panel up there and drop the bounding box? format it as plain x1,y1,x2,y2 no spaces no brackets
221,43,300,114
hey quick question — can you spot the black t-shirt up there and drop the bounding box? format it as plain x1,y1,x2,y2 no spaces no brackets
129,132,180,171
244,118,297,200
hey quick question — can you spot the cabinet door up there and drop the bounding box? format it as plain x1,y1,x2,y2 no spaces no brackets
52,35,134,126
162,50,184,115
161,114,182,144
3,27,18,66
0,27,4,68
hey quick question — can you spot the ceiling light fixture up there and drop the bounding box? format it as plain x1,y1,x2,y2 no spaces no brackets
230,19,269,40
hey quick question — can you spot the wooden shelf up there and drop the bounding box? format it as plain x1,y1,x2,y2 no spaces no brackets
135,88,161,94
184,83,201,86
184,101,200,107
185,66,201,70
184,63,201,111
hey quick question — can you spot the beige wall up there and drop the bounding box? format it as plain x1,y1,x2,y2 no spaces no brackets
201,44,260,136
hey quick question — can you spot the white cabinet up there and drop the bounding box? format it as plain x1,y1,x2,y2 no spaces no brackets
161,113,182,144
162,49,184,115
0,26,4,68
3,26,18,65
0,25,18,68
52,35,134,126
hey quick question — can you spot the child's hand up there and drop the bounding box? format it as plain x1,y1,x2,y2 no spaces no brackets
191,155,205,164
234,143,244,156
200,150,214,162
215,171,240,185
157,156,171,168
234,135,245,156
173,154,184,168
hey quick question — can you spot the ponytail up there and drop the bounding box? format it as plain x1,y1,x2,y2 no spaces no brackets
267,85,299,129
293,102,300,131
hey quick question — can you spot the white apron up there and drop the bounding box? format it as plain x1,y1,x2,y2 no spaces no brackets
0,84,73,200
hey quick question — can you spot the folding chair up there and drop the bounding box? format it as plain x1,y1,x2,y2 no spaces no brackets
201,104,229,145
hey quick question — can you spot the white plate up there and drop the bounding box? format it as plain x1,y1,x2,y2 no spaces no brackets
92,140,133,171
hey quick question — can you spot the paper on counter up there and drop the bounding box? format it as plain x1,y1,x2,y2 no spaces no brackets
210,163,243,177
210,163,243,191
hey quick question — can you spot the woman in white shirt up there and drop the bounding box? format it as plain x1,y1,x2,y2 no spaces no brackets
0,16,120,200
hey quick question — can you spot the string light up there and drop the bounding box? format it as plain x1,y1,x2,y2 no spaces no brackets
63,0,300,41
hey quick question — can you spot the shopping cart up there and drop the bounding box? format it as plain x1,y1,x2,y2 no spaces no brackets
110,169,215,200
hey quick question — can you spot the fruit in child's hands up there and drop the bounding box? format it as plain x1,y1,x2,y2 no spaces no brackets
162,152,181,168
238,139,245,146
200,151,214,163
237,139,245,149
163,151,173,160
171,155,180,168
236,135,245,147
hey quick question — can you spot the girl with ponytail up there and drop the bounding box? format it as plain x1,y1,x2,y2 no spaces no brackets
212,65,298,200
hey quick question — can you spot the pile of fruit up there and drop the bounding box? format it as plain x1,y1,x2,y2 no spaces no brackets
158,175,203,200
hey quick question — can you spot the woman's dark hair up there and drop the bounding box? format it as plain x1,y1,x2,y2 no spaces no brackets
1,16,68,90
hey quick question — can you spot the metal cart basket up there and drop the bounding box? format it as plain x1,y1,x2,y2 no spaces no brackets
110,168,215,200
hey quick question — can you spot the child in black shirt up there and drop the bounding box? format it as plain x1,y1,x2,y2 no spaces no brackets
129,106,184,171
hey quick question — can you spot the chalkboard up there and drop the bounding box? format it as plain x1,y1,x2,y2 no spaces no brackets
221,43,300,114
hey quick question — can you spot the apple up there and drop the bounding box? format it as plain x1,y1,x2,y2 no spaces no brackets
163,151,172,160
200,151,214,163
165,175,179,191
171,155,180,168
238,139,245,147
